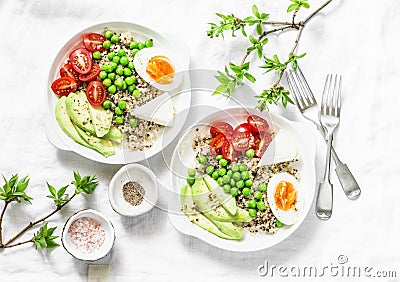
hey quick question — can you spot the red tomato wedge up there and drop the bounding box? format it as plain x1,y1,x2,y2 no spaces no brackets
253,133,272,158
51,77,77,97
79,64,100,82
83,33,106,52
222,141,240,162
210,122,233,138
86,81,106,106
231,123,254,152
69,48,92,74
60,63,81,85
209,134,227,155
247,115,269,133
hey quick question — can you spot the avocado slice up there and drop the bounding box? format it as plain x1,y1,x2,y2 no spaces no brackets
74,125,115,157
88,104,113,138
203,214,243,240
103,126,123,143
66,92,95,134
55,96,88,147
203,175,237,216
180,185,235,240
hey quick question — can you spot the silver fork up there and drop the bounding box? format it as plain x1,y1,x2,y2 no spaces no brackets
315,74,341,219
286,67,361,200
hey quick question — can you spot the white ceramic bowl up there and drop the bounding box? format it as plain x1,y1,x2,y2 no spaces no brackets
109,164,158,216
62,209,115,261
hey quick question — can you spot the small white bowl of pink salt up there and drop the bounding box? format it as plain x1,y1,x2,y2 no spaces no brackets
62,209,115,261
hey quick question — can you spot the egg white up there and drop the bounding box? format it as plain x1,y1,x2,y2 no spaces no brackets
133,47,182,92
267,172,303,225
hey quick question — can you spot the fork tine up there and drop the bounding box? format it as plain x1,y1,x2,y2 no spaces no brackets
286,71,304,109
321,74,332,115
336,75,342,116
292,69,312,107
296,66,317,105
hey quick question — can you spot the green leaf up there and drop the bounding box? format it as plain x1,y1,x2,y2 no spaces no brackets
261,38,269,45
47,182,56,197
249,35,258,44
242,62,250,71
257,47,263,59
214,83,229,95
57,185,68,199
244,72,256,83
33,223,60,250
72,172,98,195
287,4,298,12
45,240,59,249
256,23,263,35
215,71,230,84
252,5,260,18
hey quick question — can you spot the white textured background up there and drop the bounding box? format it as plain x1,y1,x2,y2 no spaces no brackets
0,0,399,281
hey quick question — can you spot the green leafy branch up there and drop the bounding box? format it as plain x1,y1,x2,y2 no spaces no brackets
207,0,333,111
0,171,99,250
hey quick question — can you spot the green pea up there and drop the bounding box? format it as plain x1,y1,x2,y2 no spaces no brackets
231,163,239,172
249,208,257,217
227,170,233,177
236,180,244,189
114,78,124,89
276,219,283,228
254,191,262,200
230,187,239,197
120,56,129,66
112,56,120,64
118,49,126,57
239,164,247,172
198,155,207,164
115,116,124,125
205,166,215,175
108,73,116,81
217,177,224,186
188,168,196,177
219,158,228,167
92,51,102,60
118,100,127,110
216,155,223,161
99,71,107,80
223,184,231,193
125,76,135,86
107,52,115,60
121,81,127,90
128,62,135,70
104,30,113,39
248,200,257,209
128,85,136,93
111,35,119,43
102,100,112,109
145,39,153,47
108,85,116,94
242,187,251,197
138,42,146,50
212,171,219,180
116,66,124,76
129,118,138,128
132,89,141,98
245,179,253,187
187,177,195,185
232,172,241,181
258,183,267,192
222,175,230,184
257,201,266,211
103,40,111,50
102,78,112,87
110,62,118,70
241,171,250,180
123,68,132,77
129,41,138,50
104,64,113,73
246,149,255,158
114,107,123,116
218,168,226,176
131,49,139,56
100,64,106,71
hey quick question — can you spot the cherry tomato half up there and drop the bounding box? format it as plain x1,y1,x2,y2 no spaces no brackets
231,123,254,152
79,64,100,82
86,81,106,106
253,133,272,158
69,48,92,74
210,133,227,155
222,141,240,162
210,122,233,138
51,77,77,97
60,63,81,86
83,33,106,52
247,115,269,133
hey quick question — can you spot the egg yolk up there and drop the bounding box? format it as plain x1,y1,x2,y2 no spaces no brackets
274,181,297,210
146,56,175,84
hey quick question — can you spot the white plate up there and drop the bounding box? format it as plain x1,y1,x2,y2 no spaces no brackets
168,107,316,252
45,22,191,164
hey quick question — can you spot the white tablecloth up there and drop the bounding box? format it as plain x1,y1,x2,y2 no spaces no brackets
0,0,398,281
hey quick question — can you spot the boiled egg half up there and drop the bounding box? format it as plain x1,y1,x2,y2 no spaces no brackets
267,172,303,225
134,47,182,91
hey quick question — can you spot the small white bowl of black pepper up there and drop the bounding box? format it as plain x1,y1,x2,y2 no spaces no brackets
109,164,159,217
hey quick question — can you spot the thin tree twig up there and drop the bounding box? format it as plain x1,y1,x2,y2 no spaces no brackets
303,0,333,24
0,201,10,246
3,239,32,248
